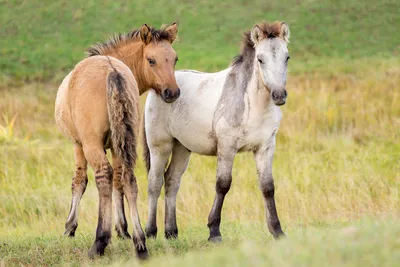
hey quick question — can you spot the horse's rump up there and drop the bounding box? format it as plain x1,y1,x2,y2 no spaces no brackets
55,56,139,147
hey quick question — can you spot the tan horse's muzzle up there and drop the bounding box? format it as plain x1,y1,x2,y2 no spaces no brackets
161,88,181,103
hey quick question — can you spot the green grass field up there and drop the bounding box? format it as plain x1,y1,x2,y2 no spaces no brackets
1,0,399,266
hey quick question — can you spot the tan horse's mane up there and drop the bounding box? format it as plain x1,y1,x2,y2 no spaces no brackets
87,25,173,57
232,21,283,67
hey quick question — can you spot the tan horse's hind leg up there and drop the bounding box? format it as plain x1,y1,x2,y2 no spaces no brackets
122,163,148,259
111,150,131,239
111,149,147,258
65,144,88,237
84,143,114,257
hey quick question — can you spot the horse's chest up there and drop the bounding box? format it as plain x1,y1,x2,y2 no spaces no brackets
235,111,281,151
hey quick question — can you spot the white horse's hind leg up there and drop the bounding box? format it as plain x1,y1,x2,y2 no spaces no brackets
164,141,191,239
145,141,173,238
253,145,285,239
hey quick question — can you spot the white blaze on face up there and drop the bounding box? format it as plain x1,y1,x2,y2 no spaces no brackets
256,37,289,91
249,22,290,99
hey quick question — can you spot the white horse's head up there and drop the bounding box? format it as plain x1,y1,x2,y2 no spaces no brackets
251,22,290,106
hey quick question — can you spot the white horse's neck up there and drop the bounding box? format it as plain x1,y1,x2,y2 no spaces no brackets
245,62,275,115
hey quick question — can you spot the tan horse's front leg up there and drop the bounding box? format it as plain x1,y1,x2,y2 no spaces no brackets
253,145,285,239
84,145,113,257
65,144,88,237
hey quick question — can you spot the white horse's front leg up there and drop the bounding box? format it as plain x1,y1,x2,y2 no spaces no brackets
253,144,285,239
164,142,191,239
207,149,235,242
145,142,173,238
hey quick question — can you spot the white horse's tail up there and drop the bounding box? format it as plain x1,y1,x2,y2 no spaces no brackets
142,111,151,173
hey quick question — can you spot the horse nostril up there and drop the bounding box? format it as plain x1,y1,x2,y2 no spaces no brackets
283,90,287,98
272,91,277,99
163,89,171,99
176,88,181,98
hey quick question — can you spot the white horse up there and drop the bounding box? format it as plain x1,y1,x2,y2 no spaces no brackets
143,21,290,241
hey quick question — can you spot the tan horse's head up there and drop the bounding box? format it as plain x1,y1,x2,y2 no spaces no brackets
139,23,180,103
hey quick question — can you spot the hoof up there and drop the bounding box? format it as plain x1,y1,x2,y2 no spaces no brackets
136,244,149,260
208,236,222,243
116,228,131,240
88,233,110,258
64,222,78,237
165,229,178,239
145,227,157,239
274,231,286,239
88,244,101,259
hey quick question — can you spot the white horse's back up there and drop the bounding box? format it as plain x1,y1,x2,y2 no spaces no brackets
146,68,230,155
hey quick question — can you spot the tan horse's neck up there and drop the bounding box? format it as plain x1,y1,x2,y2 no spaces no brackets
103,41,148,95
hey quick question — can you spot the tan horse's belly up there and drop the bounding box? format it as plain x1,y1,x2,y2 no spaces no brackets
55,72,81,143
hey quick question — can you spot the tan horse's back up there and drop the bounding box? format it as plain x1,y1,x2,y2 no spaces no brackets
55,56,139,146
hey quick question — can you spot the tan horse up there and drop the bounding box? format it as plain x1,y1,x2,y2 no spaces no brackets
55,23,180,258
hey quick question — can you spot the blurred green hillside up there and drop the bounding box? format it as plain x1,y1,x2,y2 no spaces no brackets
1,0,399,83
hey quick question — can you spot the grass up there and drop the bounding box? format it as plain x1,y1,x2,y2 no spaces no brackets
1,0,399,266
1,219,399,266
1,0,399,83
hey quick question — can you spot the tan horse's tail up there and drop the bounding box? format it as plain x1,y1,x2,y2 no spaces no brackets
106,70,137,169
142,111,151,173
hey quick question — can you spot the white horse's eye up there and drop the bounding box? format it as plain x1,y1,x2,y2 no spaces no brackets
258,58,264,64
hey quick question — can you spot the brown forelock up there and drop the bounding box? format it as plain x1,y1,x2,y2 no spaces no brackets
232,21,283,67
87,25,175,57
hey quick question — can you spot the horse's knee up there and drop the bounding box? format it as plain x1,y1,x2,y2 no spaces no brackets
71,174,88,193
216,174,232,195
148,171,164,195
260,176,275,198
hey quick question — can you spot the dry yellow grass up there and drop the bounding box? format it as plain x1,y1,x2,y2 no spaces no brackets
1,66,399,240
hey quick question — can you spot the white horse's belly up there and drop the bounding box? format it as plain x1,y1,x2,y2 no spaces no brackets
171,114,216,155
167,70,228,155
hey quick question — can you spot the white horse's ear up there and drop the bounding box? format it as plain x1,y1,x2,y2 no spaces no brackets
281,22,290,43
251,25,264,45
165,22,178,43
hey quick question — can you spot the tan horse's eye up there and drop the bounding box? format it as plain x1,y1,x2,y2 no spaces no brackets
148,58,156,66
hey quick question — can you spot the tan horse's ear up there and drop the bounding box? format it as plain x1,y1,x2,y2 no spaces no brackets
281,22,290,43
250,25,265,45
140,24,152,45
165,22,178,43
